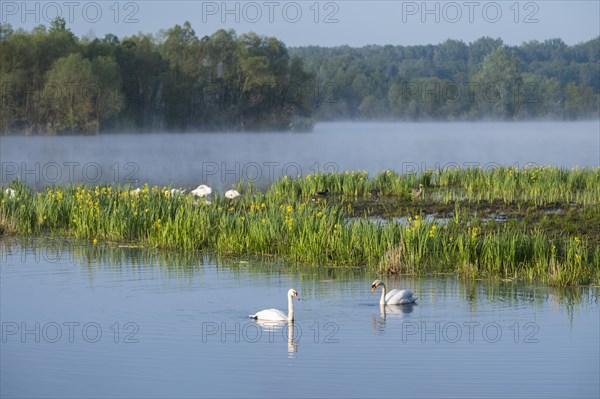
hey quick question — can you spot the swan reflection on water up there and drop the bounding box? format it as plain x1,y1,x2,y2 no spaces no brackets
287,321,298,355
381,303,416,317
252,319,298,355
372,303,417,335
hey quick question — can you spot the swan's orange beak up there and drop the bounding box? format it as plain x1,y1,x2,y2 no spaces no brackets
371,285,376,293
294,293,300,301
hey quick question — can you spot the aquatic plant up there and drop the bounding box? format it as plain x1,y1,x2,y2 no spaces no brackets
1,166,598,286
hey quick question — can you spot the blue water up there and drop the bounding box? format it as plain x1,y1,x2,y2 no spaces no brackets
1,237,598,398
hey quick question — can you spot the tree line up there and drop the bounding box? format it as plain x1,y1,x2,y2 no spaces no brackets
291,37,599,121
0,19,598,134
0,19,314,134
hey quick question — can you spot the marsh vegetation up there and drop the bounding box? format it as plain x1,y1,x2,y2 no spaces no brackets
2,166,598,286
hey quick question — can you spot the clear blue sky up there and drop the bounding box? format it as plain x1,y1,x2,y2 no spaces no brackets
2,1,599,46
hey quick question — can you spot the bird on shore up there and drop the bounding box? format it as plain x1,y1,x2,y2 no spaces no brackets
311,189,329,202
191,185,212,197
225,189,241,199
413,184,424,199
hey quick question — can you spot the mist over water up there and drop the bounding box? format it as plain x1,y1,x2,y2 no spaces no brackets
1,121,598,190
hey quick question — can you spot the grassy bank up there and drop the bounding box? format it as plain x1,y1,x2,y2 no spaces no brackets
1,166,599,286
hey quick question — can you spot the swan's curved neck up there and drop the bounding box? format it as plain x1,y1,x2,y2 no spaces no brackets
288,294,295,321
379,282,387,305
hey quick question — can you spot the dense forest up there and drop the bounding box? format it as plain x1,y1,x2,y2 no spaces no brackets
0,19,315,134
0,19,598,134
292,37,599,121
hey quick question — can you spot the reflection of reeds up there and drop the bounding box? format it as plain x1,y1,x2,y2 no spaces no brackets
2,236,597,311
1,166,599,286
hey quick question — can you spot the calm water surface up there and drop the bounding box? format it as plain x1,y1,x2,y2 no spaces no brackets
1,121,598,189
1,238,598,398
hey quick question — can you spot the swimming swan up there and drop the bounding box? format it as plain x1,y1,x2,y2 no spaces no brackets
249,289,300,321
371,279,417,305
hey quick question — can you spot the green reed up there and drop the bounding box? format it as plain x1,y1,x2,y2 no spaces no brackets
1,166,599,286
270,166,600,205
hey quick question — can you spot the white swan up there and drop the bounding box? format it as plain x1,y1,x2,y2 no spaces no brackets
4,188,15,198
191,185,212,197
225,189,241,199
249,289,299,321
371,279,417,305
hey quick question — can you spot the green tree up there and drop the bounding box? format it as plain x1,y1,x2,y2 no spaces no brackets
467,37,504,74
475,47,524,119
115,34,166,130
42,54,97,133
0,23,14,40
91,56,123,131
0,29,32,131
159,21,201,129
564,82,596,119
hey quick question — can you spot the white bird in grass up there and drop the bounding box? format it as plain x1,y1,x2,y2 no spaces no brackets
225,189,241,199
191,185,212,197
4,188,16,198
249,289,300,321
169,188,186,196
371,279,417,305
130,188,141,196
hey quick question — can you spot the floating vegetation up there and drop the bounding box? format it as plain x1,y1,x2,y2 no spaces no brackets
1,167,599,286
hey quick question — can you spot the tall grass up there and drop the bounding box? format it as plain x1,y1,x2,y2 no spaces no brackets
1,166,599,286
270,166,600,205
